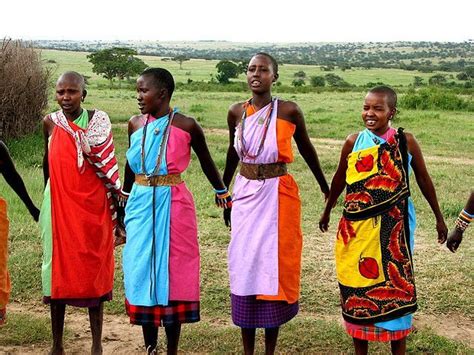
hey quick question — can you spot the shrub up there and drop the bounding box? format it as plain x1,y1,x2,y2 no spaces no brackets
310,76,326,87
294,71,306,79
324,73,350,87
456,72,472,81
292,78,306,87
0,39,50,140
428,74,447,86
400,88,474,111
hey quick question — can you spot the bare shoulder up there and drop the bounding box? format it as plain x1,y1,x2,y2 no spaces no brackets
276,100,301,124
227,101,245,126
128,114,144,133
172,112,198,134
42,114,55,135
346,133,359,144
403,131,416,142
341,133,358,153
129,114,143,124
229,101,245,116
402,131,422,153
42,113,53,125
278,99,300,115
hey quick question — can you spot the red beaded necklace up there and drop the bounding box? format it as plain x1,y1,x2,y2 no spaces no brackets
238,98,275,160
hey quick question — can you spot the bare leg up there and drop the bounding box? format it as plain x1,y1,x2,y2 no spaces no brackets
391,337,407,355
142,324,158,354
165,323,182,355
88,303,103,354
50,303,66,355
353,337,368,355
241,328,256,355
264,327,279,355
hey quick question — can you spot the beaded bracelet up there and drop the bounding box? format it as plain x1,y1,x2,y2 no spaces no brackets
214,188,228,194
461,209,474,220
215,188,232,209
455,210,472,232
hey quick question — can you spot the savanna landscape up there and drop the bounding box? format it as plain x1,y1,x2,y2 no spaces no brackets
0,41,473,353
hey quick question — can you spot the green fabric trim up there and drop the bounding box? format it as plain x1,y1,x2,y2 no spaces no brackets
39,181,52,296
73,109,89,129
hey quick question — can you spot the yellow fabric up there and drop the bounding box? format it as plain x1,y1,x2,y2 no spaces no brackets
0,197,10,308
335,216,386,288
346,145,379,185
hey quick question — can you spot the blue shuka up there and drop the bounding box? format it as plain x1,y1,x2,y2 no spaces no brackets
123,113,172,306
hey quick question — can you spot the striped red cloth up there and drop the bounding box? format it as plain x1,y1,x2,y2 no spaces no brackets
344,321,412,341
125,299,200,327
49,110,122,222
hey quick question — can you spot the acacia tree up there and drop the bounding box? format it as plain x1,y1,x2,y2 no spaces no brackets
216,60,241,84
87,47,146,88
172,55,190,70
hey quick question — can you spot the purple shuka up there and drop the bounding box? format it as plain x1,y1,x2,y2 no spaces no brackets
231,294,299,328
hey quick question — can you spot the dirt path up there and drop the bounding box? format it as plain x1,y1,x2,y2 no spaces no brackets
1,303,144,354
1,303,472,353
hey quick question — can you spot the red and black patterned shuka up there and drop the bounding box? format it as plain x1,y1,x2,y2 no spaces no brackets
338,129,417,325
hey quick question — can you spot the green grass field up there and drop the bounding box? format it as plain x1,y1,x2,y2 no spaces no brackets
0,49,472,353
41,49,462,88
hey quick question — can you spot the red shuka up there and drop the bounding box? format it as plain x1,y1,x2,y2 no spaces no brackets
49,123,114,299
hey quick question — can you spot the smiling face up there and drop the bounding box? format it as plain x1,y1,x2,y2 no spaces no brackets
55,74,84,118
246,55,278,94
136,74,164,117
362,92,394,136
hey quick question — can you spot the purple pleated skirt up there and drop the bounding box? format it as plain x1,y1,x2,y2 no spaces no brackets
231,294,299,328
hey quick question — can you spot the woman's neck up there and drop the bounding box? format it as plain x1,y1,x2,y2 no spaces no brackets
63,108,83,121
370,126,393,139
251,93,272,111
149,106,171,119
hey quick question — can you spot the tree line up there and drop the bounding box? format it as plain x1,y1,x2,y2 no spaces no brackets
35,40,473,73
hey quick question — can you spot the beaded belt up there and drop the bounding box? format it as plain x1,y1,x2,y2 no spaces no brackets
239,162,287,180
135,174,182,186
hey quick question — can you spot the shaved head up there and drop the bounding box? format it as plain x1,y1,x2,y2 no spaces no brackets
57,71,86,92
368,85,397,110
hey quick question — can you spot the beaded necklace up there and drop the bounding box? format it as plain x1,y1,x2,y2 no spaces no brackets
140,109,175,177
139,108,175,302
238,98,275,160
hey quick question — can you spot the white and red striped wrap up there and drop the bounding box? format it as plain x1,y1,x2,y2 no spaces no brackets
49,110,122,224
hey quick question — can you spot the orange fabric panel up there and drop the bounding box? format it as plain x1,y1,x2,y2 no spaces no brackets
246,104,256,116
276,118,295,163
0,198,10,307
258,174,302,303
49,126,114,299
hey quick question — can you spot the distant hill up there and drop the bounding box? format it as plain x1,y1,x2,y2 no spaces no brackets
33,40,473,72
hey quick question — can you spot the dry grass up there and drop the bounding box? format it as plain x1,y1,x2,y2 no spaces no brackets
0,39,50,140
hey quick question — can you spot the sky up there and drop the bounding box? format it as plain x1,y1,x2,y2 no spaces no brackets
2,0,473,43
